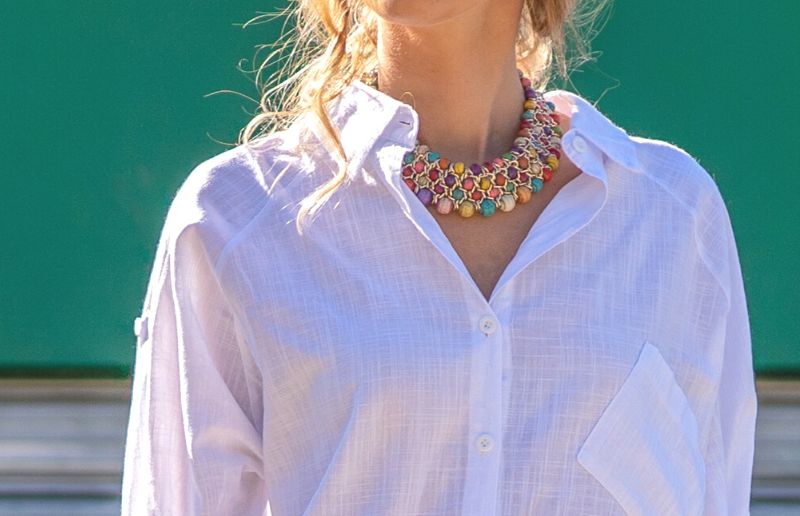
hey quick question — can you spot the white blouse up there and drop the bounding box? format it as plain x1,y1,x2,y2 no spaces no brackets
120,80,758,516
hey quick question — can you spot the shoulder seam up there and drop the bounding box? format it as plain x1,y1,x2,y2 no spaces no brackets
211,142,308,276
212,144,273,275
638,166,731,306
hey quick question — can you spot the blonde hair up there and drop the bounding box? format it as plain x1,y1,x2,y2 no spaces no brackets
238,0,609,234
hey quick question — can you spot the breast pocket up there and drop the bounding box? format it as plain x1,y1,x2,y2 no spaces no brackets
577,340,706,516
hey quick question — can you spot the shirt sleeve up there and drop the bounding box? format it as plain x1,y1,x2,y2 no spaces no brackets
700,187,759,514
120,216,267,515
721,224,758,514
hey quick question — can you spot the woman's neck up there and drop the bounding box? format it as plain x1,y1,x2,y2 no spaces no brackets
374,3,526,165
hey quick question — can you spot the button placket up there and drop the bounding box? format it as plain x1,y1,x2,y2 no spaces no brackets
461,307,503,515
475,433,495,454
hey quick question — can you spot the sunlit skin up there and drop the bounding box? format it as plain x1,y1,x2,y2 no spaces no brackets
364,0,530,164
363,0,581,302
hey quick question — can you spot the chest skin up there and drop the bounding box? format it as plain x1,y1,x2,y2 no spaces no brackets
431,115,582,302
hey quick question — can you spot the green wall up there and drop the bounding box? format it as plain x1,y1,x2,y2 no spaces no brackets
1,2,797,377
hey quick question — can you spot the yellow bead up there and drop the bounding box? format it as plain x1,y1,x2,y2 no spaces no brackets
458,201,476,218
524,99,536,110
547,155,559,169
479,177,492,190
517,186,532,204
454,162,465,175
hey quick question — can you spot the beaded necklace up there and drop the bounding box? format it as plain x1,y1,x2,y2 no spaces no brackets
362,69,564,218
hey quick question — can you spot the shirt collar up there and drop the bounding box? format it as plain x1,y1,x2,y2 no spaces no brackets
543,89,642,173
313,78,643,183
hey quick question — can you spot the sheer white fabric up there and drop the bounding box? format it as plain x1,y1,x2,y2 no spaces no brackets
120,80,758,516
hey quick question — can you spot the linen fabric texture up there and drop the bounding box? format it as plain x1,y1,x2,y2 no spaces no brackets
120,80,758,516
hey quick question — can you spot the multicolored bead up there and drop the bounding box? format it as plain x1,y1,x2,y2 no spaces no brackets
435,197,454,215
498,194,516,212
517,186,533,204
382,69,563,218
458,201,476,217
479,198,496,217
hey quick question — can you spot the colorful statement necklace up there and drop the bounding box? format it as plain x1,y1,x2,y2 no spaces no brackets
362,69,564,218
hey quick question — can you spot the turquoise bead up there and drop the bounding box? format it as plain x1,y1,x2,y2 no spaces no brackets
522,111,533,120
531,178,543,192
403,152,414,165
427,151,440,161
479,198,496,217
546,101,556,110
452,188,464,200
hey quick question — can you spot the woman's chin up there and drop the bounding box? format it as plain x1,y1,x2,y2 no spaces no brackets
363,0,487,28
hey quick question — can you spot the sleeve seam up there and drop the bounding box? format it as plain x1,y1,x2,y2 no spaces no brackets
640,172,732,307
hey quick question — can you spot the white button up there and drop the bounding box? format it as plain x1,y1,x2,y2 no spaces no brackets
478,315,497,335
476,433,494,453
572,135,588,153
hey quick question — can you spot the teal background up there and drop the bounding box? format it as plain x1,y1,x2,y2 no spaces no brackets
1,2,797,376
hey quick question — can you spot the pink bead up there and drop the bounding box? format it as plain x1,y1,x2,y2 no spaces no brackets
436,198,454,214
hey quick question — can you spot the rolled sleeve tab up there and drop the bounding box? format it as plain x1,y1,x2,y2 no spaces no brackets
133,315,148,342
